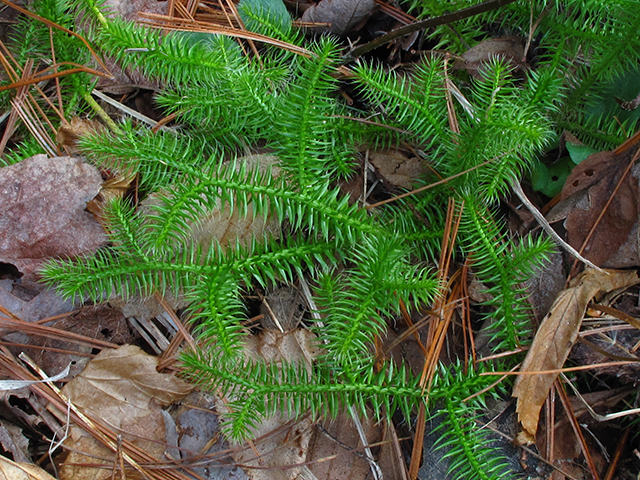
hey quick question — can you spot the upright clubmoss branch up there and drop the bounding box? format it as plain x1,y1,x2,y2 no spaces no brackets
16,0,638,478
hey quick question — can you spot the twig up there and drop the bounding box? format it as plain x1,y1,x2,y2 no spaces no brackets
91,89,175,132
347,405,383,480
510,178,605,272
343,0,518,60
556,380,600,480
561,373,640,422
366,157,496,209
479,419,582,480
603,428,630,480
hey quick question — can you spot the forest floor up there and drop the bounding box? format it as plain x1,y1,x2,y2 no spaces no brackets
1,0,640,479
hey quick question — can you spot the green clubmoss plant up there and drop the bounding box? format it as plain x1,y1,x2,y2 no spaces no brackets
3,0,638,478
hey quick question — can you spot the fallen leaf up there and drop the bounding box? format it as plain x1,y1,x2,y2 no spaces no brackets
259,285,305,331
570,329,640,384
301,0,374,35
0,418,31,464
1,389,52,439
454,37,528,79
306,409,382,480
512,268,638,444
0,154,107,284
0,455,57,480
175,405,249,480
561,147,639,267
86,172,137,224
56,117,105,154
0,282,75,325
141,154,281,250
227,329,322,480
27,304,133,377
52,344,192,480
368,150,429,191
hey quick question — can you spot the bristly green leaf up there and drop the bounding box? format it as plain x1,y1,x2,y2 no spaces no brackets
459,195,554,351
271,38,356,185
315,233,438,367
353,57,450,152
183,347,426,442
93,18,240,86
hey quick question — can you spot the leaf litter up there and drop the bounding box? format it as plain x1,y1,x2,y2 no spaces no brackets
512,268,639,445
48,344,192,480
0,155,107,284
559,147,640,267
2,0,640,478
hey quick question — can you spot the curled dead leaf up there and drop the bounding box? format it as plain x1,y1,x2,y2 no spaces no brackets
512,268,638,444
56,117,105,154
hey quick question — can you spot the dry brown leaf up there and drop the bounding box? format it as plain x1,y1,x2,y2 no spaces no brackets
0,154,107,284
54,344,192,480
0,418,30,464
86,172,137,224
368,150,429,191
561,147,639,267
28,304,132,377
227,329,322,480
56,117,105,154
0,456,57,480
306,410,382,480
141,154,281,250
512,268,638,444
301,0,374,35
454,37,528,79
259,285,305,331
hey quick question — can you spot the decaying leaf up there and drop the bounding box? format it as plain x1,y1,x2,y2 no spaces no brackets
228,329,322,480
0,455,57,480
561,147,639,267
0,155,107,283
306,409,382,480
52,344,192,480
86,172,137,223
173,399,249,480
454,37,528,79
512,268,638,444
141,154,281,250
368,150,429,191
0,418,31,464
28,304,133,377
56,117,105,154
301,0,374,35
259,285,306,331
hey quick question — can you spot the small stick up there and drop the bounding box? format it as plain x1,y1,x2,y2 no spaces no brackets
343,0,517,60
510,179,605,273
